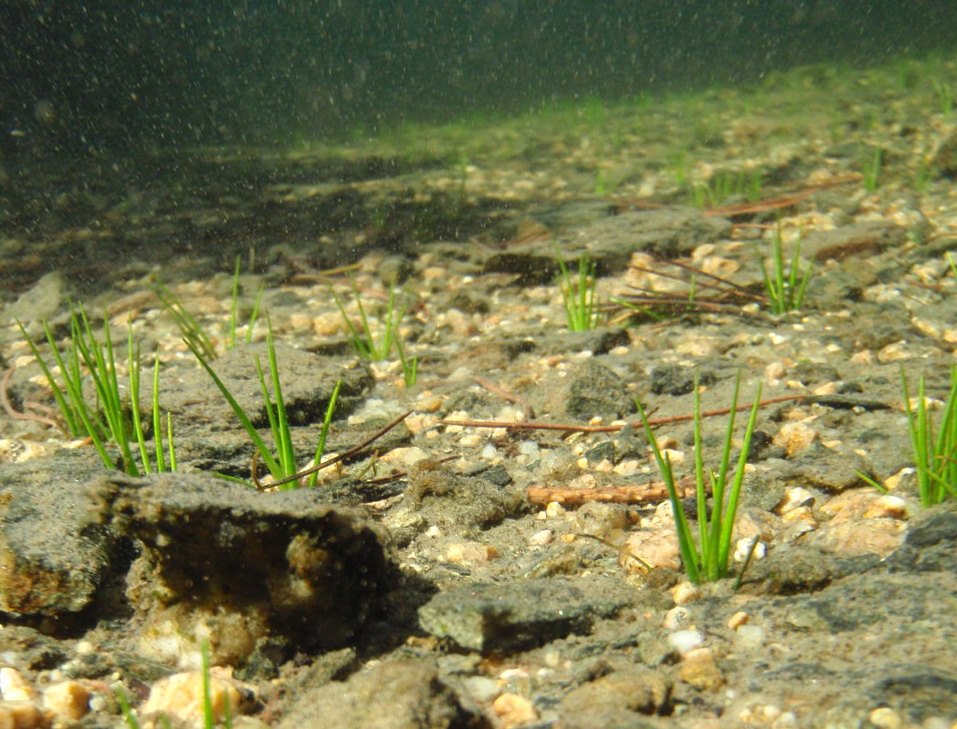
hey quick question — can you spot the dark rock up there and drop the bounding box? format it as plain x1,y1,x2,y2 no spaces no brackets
553,360,635,422
556,669,671,729
0,454,118,616
742,544,879,595
800,221,906,263
156,342,373,429
90,472,397,666
537,328,632,357
417,576,637,652
649,364,715,396
403,459,520,535
779,444,868,491
276,659,481,729
883,502,957,574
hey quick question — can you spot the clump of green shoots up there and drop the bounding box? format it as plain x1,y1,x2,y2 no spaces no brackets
900,367,957,507
760,224,813,315
861,144,883,193
332,276,418,386
158,255,265,360
635,374,762,584
556,253,599,331
18,306,176,475
186,322,340,488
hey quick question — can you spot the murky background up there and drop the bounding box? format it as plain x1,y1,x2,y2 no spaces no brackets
4,1,956,153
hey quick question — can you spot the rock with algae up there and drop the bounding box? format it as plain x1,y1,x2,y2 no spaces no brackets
90,472,397,667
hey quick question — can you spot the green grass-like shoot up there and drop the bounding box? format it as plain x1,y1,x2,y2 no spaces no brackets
20,308,177,475
228,255,265,348
115,686,141,729
862,145,883,193
901,367,957,507
635,374,762,584
556,254,599,331
186,324,340,487
156,284,218,361
332,277,417,383
760,225,812,315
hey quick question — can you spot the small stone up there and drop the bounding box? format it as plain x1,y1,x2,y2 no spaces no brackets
670,581,700,606
678,647,724,690
775,487,815,515
622,530,680,572
43,681,89,721
529,529,554,546
863,494,908,519
868,706,902,729
0,701,49,729
773,421,818,457
727,611,749,630
735,625,765,650
733,537,765,563
667,629,704,656
446,542,498,564
663,606,691,630
492,693,537,729
311,311,342,337
141,671,243,725
545,502,566,519
0,668,36,702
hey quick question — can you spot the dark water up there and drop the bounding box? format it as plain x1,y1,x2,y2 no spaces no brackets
2,0,956,156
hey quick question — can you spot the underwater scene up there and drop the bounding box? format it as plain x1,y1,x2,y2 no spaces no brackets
1,1,957,727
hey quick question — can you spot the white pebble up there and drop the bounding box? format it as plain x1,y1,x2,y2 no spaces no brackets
733,537,766,563
667,629,704,655
529,529,553,546
734,624,766,651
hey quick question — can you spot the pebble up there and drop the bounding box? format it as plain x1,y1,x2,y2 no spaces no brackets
0,668,37,702
670,581,700,606
772,421,818,456
727,611,749,630
868,706,902,729
529,529,553,546
491,693,537,729
678,647,724,690
734,624,766,651
141,670,243,725
775,486,815,515
446,542,498,564
42,681,89,721
663,606,692,630
667,629,704,656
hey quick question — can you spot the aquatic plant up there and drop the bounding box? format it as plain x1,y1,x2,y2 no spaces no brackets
160,256,264,359
635,374,762,584
556,253,599,331
861,145,883,193
901,367,957,507
332,276,418,385
186,322,340,488
760,225,813,315
18,306,176,475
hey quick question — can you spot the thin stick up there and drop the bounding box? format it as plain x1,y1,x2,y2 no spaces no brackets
256,410,414,489
527,476,698,505
1,365,62,431
439,394,804,433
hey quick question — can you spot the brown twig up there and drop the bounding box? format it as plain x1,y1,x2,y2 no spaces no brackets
439,394,805,433
253,410,414,489
473,376,535,420
527,476,698,505
1,365,62,432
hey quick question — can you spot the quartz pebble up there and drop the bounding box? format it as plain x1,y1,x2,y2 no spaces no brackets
667,629,704,656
